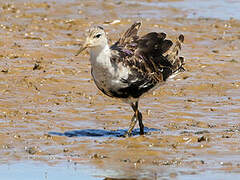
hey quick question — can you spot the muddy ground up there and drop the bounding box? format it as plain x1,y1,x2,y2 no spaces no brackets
0,0,240,179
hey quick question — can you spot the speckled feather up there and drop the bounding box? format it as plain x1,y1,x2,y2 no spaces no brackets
107,22,185,99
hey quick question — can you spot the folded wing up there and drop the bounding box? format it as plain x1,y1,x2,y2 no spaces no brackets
109,22,185,98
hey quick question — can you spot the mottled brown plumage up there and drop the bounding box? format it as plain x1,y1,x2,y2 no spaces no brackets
109,22,184,98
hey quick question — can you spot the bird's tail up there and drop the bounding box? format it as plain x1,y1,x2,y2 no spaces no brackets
166,34,185,77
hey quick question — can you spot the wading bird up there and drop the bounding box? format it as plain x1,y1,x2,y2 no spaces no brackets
75,22,184,136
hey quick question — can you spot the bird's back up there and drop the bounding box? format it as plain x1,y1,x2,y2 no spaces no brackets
108,22,185,99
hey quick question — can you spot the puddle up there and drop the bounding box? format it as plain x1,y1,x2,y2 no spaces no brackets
177,172,240,180
1,161,239,180
0,162,101,180
131,0,240,20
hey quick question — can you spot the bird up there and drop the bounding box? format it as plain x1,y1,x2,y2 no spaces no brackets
75,22,185,136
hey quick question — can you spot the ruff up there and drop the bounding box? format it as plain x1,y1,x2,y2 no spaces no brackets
75,22,185,136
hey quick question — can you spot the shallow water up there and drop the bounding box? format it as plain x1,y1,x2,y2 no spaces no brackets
1,161,240,180
132,0,240,20
0,0,240,179
0,162,101,180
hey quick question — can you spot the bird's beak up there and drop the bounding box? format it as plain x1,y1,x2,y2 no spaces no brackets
75,42,89,56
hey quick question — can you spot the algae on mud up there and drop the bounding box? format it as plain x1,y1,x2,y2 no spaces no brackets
0,0,240,179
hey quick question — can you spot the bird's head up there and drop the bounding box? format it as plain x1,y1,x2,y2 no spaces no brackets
75,26,107,56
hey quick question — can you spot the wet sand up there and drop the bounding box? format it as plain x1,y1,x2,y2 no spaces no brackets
0,0,240,179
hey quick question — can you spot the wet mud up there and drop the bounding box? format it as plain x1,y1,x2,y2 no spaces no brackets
0,0,240,179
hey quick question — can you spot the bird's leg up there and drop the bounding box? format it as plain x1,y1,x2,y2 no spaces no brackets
135,101,144,135
126,103,138,137
137,110,144,135
126,112,137,137
126,101,144,137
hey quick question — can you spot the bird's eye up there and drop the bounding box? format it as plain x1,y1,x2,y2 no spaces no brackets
94,34,101,38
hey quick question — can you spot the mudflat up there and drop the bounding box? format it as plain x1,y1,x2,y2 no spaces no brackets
0,0,240,179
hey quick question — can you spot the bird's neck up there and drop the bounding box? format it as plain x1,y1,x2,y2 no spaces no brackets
90,44,112,68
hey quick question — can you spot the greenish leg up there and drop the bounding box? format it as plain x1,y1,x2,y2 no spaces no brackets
126,112,137,137
126,101,144,137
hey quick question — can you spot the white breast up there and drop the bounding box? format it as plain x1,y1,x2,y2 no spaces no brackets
90,45,130,92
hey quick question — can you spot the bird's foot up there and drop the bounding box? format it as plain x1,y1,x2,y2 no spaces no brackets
139,129,144,135
123,130,132,138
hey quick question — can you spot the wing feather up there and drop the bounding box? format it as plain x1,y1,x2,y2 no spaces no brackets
118,22,141,47
109,23,185,98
